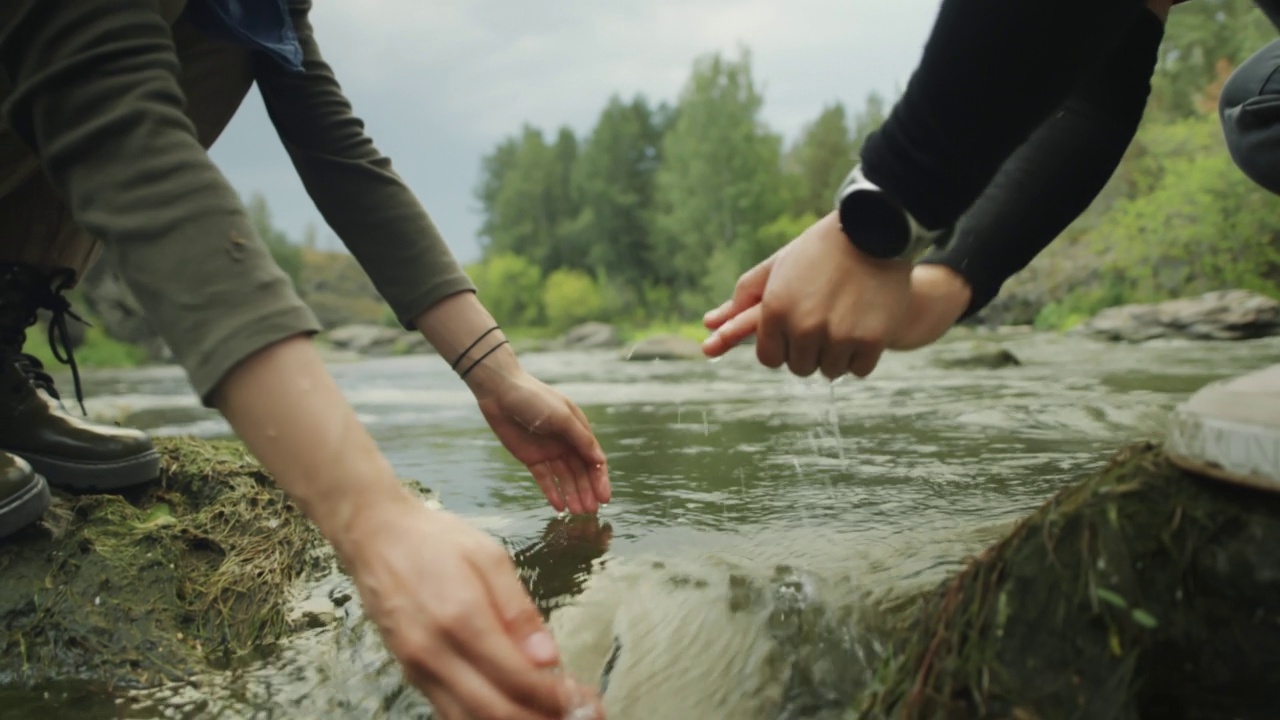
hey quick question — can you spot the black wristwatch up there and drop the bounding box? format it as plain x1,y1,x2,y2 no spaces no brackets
834,164,939,261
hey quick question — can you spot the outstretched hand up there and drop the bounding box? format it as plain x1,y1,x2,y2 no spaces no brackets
476,371,611,515
702,212,972,378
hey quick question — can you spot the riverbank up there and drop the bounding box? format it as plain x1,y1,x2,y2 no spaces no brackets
9,435,1276,718
0,438,339,688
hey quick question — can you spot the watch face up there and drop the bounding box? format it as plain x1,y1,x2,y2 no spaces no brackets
838,189,910,259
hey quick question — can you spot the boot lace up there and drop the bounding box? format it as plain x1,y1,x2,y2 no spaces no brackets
25,269,89,415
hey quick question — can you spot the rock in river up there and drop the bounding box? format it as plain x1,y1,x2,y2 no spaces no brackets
1077,289,1280,343
560,322,622,350
623,334,705,361
930,342,1022,370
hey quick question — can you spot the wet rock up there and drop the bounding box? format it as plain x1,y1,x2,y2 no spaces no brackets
1077,289,1280,343
930,342,1022,370
623,335,705,362
320,323,434,357
859,442,1280,719
560,322,622,350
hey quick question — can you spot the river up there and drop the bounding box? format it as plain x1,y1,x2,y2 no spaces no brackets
10,329,1280,719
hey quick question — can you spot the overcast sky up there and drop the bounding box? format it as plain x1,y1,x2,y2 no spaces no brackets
207,0,941,264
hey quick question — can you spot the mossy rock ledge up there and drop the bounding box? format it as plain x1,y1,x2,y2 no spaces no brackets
857,442,1280,720
0,437,332,689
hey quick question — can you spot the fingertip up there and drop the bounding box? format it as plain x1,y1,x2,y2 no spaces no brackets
520,629,560,666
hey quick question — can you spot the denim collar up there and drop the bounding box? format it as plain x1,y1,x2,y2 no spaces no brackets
184,0,305,72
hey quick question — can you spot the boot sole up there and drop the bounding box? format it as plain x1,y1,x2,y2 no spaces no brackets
1166,409,1280,493
0,472,50,540
18,449,162,492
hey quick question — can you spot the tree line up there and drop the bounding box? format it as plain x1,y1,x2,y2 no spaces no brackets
469,1,1280,333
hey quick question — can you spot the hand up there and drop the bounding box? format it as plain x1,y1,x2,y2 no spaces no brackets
342,495,605,720
475,370,611,515
702,216,973,378
702,211,913,379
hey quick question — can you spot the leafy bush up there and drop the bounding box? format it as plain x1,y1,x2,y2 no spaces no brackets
467,253,544,327
541,268,605,332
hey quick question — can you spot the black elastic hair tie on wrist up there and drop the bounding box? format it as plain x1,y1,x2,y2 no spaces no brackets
459,340,510,379
451,325,501,370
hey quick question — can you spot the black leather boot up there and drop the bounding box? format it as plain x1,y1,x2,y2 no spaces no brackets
0,450,49,540
0,264,160,491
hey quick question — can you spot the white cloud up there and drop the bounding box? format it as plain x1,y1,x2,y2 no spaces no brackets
210,0,940,262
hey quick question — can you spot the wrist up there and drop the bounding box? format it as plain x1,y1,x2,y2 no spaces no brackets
319,453,422,565
913,261,975,314
411,290,526,394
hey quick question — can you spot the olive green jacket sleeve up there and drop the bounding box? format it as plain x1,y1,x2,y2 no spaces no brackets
252,0,477,330
0,0,322,407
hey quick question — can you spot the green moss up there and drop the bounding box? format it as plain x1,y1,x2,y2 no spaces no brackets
856,442,1280,719
0,437,327,688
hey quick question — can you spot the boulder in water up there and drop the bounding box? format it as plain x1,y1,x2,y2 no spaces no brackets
560,322,622,350
322,323,404,356
1077,289,1280,343
623,335,705,362
930,342,1022,370
857,442,1280,719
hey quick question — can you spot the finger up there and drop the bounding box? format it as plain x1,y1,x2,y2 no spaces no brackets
756,305,788,369
420,648,561,720
419,686,467,720
849,345,885,378
565,404,611,505
473,548,563,671
588,459,610,507
551,457,585,515
786,332,822,377
566,454,597,515
558,404,607,468
703,298,735,330
819,342,856,381
702,304,761,358
531,462,566,513
704,253,776,329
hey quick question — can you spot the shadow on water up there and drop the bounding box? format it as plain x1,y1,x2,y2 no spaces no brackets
4,332,1279,718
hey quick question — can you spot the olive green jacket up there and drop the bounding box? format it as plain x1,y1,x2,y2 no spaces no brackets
0,0,474,404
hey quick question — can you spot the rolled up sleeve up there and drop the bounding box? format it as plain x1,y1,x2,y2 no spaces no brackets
0,0,322,405
252,0,476,330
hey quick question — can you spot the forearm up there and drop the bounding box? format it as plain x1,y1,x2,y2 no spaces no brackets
211,334,411,557
859,0,1146,231
254,1,475,329
413,290,522,396
918,7,1165,319
0,0,322,404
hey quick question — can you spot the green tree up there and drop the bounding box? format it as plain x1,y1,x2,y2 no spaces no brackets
849,90,887,150
475,125,581,273
466,252,544,327
1149,0,1274,120
785,103,858,217
1089,112,1280,301
651,48,788,314
541,268,605,332
245,192,303,288
571,95,666,306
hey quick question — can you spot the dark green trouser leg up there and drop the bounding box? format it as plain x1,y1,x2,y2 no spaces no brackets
1221,38,1280,196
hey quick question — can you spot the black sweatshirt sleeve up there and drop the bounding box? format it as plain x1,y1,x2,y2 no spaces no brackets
917,9,1166,321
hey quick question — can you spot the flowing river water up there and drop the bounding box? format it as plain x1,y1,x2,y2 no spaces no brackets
7,329,1280,719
